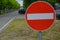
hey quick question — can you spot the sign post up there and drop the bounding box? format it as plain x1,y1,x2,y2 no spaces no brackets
26,1,56,40
38,31,42,40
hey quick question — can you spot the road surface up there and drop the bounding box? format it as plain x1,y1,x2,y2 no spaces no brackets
0,11,25,30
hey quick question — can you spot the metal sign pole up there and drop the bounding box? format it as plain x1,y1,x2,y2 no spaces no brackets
38,31,42,40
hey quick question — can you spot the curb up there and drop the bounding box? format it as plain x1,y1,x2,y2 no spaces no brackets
0,16,16,33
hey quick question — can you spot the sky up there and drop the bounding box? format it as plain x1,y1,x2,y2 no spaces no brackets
16,0,23,6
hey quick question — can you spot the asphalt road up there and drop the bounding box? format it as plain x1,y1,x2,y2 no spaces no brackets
0,11,25,29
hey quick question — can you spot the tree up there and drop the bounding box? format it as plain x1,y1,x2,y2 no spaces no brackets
0,0,20,10
6,0,20,9
23,0,58,9
56,0,60,3
23,0,37,8
0,0,8,10
0,0,20,14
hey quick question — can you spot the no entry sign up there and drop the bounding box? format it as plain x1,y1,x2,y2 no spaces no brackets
26,1,56,31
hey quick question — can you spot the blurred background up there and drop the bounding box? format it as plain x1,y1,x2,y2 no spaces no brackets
0,0,60,40
0,0,60,19
0,0,60,14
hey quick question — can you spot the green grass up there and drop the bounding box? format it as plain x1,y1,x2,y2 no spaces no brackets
0,18,60,40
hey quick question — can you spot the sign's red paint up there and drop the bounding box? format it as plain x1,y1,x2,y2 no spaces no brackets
26,1,56,31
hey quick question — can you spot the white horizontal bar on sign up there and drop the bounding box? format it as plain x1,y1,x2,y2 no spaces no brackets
27,13,54,20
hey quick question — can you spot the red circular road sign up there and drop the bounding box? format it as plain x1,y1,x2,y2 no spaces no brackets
26,1,56,31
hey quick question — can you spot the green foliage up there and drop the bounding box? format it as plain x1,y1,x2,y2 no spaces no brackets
44,0,60,9
23,0,37,8
56,0,60,3
0,12,5,15
23,0,60,9
0,0,20,14
7,0,20,9
0,0,20,10
0,0,7,10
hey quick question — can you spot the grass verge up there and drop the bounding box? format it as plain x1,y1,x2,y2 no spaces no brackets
0,18,60,40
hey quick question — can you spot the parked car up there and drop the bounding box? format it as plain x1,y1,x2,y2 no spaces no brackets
18,8,26,14
56,11,60,20
55,3,60,10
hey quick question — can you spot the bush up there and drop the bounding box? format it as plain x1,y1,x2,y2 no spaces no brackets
0,12,5,15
